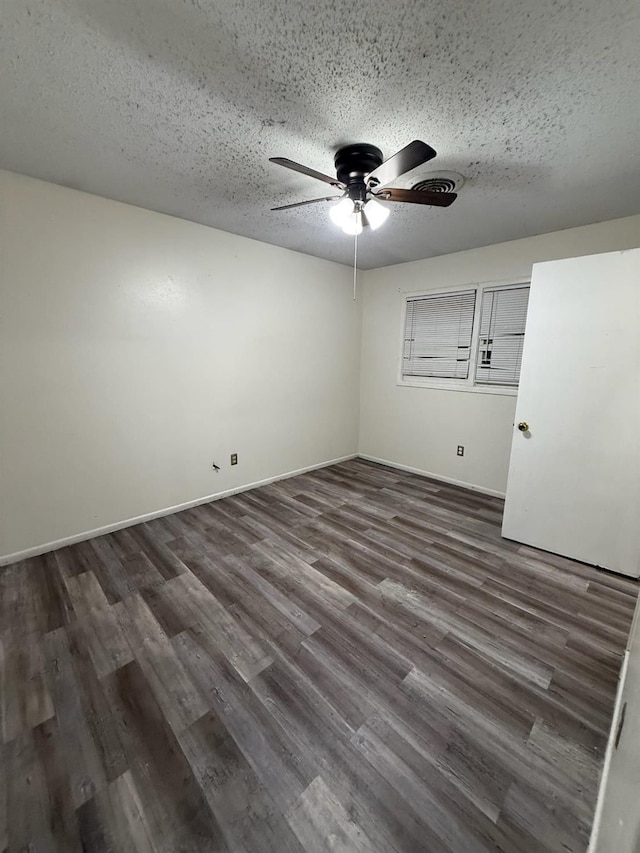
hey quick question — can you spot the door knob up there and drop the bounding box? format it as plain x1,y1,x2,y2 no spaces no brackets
518,421,529,432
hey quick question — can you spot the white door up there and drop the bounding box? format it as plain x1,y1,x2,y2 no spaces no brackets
502,249,640,578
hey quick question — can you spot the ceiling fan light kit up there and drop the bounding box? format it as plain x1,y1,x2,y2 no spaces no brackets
329,196,358,231
329,196,389,235
363,197,390,230
340,208,363,236
270,140,458,235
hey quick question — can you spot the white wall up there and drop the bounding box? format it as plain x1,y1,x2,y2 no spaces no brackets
2,170,639,562
359,215,640,496
0,171,361,562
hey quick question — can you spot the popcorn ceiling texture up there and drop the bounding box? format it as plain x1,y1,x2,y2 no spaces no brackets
1,0,639,269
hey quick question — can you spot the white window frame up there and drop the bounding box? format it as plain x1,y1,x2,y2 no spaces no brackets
397,278,530,396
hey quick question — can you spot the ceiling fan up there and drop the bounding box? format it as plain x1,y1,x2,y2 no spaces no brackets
269,141,457,235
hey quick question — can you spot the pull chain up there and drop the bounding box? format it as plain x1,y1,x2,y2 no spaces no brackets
352,230,358,301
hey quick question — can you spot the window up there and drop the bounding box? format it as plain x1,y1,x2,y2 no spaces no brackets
475,285,529,386
400,281,530,393
403,290,476,380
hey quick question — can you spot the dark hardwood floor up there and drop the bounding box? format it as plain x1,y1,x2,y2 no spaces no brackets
1,459,637,852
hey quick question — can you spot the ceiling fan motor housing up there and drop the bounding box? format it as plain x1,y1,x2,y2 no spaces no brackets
334,144,383,201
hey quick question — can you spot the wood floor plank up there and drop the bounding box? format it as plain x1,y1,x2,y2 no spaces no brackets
0,559,48,640
251,538,357,612
43,627,112,808
101,660,225,853
76,606,134,680
142,581,196,639
0,741,7,853
64,569,112,620
100,770,158,853
172,629,314,814
352,717,509,852
65,622,129,784
178,709,304,852
402,663,537,744
499,776,591,853
116,593,212,734
1,635,54,743
127,523,190,581
32,717,84,852
286,775,380,853
224,552,322,637
5,726,76,852
72,540,122,605
174,572,274,683
435,632,609,753
1,458,636,852
248,654,441,853
39,552,76,632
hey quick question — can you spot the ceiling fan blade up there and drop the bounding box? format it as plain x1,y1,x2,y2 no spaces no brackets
271,195,342,211
366,140,437,188
373,187,457,207
269,157,345,189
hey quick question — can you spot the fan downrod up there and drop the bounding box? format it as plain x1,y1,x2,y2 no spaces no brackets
334,144,383,201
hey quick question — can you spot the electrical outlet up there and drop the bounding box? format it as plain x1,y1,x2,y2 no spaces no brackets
230,453,238,466
457,445,464,457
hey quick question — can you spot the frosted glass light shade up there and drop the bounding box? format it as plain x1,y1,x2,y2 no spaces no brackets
342,209,363,235
329,197,355,228
364,197,390,230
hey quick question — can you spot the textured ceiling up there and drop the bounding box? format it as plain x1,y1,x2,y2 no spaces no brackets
1,0,639,269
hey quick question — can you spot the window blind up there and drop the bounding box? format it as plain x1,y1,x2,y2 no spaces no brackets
403,290,476,379
475,285,530,386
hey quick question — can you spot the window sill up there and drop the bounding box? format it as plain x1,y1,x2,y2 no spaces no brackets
397,378,518,396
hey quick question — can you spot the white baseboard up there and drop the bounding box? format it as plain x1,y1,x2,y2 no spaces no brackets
0,453,357,567
357,454,506,499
